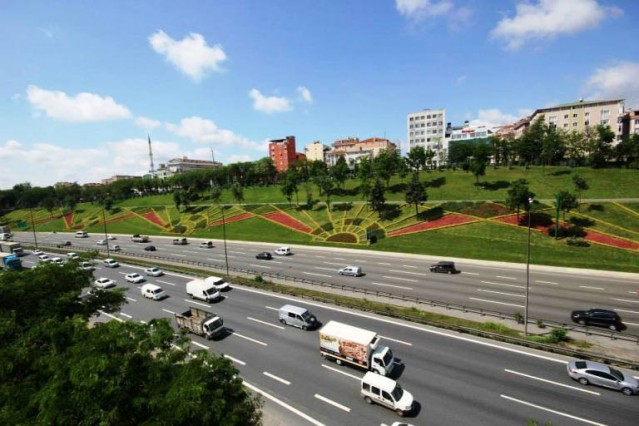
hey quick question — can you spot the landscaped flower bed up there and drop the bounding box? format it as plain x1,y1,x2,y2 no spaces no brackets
387,213,477,237
141,210,165,227
209,212,254,227
261,211,313,233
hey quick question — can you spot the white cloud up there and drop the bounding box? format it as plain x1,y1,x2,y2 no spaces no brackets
165,116,263,150
297,86,313,103
455,75,467,85
396,0,453,20
584,61,639,109
466,108,524,128
249,89,292,114
26,85,131,122
491,0,622,50
135,116,161,130
149,30,227,81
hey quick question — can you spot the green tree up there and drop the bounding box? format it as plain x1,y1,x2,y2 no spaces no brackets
406,146,427,173
369,179,386,216
506,179,535,221
316,174,335,211
589,124,615,168
330,156,350,189
231,182,244,205
405,174,428,216
173,189,183,212
572,174,589,212
555,190,579,221
280,173,297,206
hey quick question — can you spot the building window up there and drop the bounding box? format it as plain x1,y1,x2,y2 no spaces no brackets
573,122,578,127
601,109,610,117
585,112,590,118
600,119,609,125
573,113,578,118
564,114,569,119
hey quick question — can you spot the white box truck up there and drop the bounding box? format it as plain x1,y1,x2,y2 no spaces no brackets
319,320,395,376
186,279,221,302
175,306,225,339
0,241,24,256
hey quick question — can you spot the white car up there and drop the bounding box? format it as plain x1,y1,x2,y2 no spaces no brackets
274,246,291,256
94,277,116,289
67,252,79,260
50,257,64,265
338,265,363,277
96,239,107,246
103,258,119,268
144,266,164,277
199,241,214,248
107,235,117,240
38,254,50,262
33,249,44,256
80,261,95,271
125,273,145,284
111,245,121,252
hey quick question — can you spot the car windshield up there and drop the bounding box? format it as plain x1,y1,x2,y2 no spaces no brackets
301,311,313,321
609,367,624,381
382,348,394,367
391,384,404,401
204,287,217,296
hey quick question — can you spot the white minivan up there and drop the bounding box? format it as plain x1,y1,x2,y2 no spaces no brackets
338,265,363,277
204,275,230,292
75,230,88,238
278,305,320,330
140,283,167,301
274,246,291,256
360,372,414,417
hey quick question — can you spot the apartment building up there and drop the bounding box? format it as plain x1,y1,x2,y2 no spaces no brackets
407,108,446,164
324,137,396,167
269,136,298,172
620,109,639,138
304,140,330,162
529,99,625,141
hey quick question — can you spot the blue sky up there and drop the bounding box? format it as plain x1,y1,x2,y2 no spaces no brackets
1,0,638,189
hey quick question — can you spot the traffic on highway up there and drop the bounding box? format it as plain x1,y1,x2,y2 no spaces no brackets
11,231,639,425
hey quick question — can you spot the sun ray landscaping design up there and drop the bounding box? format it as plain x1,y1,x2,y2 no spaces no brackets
139,209,168,228
261,211,313,233
387,213,478,237
209,212,254,227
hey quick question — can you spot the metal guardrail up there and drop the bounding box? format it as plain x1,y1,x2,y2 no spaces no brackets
28,241,639,347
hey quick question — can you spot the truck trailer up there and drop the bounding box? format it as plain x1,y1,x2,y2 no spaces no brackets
319,320,395,376
131,234,150,243
0,241,24,256
175,306,225,339
0,252,22,270
172,237,188,245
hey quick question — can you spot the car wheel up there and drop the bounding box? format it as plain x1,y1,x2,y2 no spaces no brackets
280,319,286,325
578,377,589,386
364,396,373,404
609,324,617,331
621,387,633,396
578,319,586,326
336,359,342,365
302,325,307,330
396,408,405,417
447,270,452,274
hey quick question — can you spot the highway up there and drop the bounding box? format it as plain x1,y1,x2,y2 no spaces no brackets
15,235,639,426
15,231,639,334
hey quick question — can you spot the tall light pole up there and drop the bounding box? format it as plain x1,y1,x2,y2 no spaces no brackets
29,208,38,248
524,196,533,336
221,204,229,276
102,208,110,257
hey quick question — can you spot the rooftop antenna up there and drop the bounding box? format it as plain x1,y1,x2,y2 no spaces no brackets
148,135,155,177
211,148,215,163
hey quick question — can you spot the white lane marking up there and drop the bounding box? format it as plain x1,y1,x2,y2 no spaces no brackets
162,308,175,315
477,289,525,298
615,308,639,314
314,255,326,258
263,371,291,385
579,285,605,291
192,341,209,350
139,320,146,324
224,354,246,365
157,280,175,286
480,280,525,289
206,258,221,261
229,250,246,255
388,269,422,276
462,272,479,276
623,321,639,326
496,276,517,280
184,299,211,308
500,394,607,426
172,253,187,257
265,306,279,312
126,297,137,302
382,276,418,283
379,335,412,346
611,297,639,304
250,264,272,269
378,262,392,266
303,272,332,278
321,364,361,381
322,261,344,266
402,264,418,268
315,267,337,272
98,310,124,322
371,281,413,290
232,332,268,346
536,280,558,285
247,317,285,330
314,394,351,412
628,290,638,294
505,369,600,395
235,286,567,364
469,297,524,308
243,381,325,426
120,313,132,319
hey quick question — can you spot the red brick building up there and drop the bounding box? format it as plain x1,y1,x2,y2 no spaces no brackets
269,136,298,172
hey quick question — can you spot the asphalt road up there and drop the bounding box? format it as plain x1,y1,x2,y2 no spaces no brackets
17,243,639,426
15,231,639,335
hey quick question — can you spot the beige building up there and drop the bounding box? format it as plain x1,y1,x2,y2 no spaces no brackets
620,109,639,138
304,140,329,162
529,99,625,141
155,156,222,179
325,137,396,166
407,108,446,152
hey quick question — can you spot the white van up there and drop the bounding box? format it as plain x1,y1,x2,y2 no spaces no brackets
141,283,167,301
338,266,363,277
186,279,221,302
278,305,320,330
204,275,230,291
274,246,291,256
1,232,11,241
199,241,214,248
360,372,414,417
75,231,88,238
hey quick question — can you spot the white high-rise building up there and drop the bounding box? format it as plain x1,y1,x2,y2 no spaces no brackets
407,108,447,166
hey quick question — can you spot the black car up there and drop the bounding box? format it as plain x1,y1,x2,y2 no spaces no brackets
571,309,623,331
256,251,272,260
144,245,156,252
429,261,458,274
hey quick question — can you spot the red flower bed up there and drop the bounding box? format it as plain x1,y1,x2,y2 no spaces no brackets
388,213,477,237
63,213,74,229
209,212,254,227
141,210,165,227
262,211,313,233
582,230,639,250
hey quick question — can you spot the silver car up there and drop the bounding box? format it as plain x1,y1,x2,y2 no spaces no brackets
567,360,639,395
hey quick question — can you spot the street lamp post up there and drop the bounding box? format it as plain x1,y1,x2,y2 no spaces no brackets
102,208,110,256
30,208,38,248
221,204,229,276
524,196,533,336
